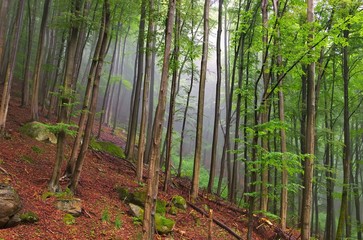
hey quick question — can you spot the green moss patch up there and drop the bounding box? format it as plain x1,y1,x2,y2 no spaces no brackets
155,213,175,234
20,211,39,223
90,139,125,159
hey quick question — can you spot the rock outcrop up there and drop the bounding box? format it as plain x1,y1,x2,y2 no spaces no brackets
0,184,22,228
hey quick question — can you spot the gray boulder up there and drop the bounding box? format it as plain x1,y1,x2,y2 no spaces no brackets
0,184,22,228
56,198,82,217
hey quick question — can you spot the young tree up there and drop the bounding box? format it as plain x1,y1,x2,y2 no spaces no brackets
191,0,210,200
126,0,146,160
137,0,154,182
69,0,111,192
300,0,316,238
207,0,223,194
30,0,52,121
48,0,84,192
142,0,175,238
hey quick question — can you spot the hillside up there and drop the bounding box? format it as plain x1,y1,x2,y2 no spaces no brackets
0,96,296,240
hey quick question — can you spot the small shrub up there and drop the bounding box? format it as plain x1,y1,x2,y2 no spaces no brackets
101,208,110,223
31,146,43,154
63,213,76,225
114,215,122,229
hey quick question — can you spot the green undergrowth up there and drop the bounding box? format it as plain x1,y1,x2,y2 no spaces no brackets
90,138,125,159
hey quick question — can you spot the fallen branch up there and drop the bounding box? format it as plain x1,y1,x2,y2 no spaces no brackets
187,202,242,240
0,166,9,175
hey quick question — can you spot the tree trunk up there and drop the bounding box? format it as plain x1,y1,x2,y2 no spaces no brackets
21,0,37,107
191,0,210,200
163,1,180,191
126,0,146,160
30,0,52,121
69,0,110,192
142,0,175,238
0,0,9,69
0,0,25,134
112,26,130,133
96,23,121,138
48,0,83,192
336,27,350,240
208,0,223,194
137,0,154,182
300,0,315,238
65,1,107,178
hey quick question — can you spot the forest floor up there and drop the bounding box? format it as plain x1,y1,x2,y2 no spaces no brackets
0,91,299,239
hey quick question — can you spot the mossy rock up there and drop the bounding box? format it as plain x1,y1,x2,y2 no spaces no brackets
20,211,39,223
168,205,178,215
20,122,57,144
155,213,175,234
171,195,187,210
131,191,146,206
90,139,125,159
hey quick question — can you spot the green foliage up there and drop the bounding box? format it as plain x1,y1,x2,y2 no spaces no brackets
42,188,74,201
90,139,125,159
20,155,34,164
20,211,39,223
63,214,75,225
114,215,123,229
101,208,110,223
31,146,43,154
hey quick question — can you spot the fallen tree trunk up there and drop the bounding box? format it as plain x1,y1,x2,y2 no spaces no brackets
187,201,242,240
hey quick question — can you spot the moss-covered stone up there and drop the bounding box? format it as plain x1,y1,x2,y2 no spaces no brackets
168,205,178,215
131,191,146,206
20,122,57,144
171,195,187,210
20,212,39,223
90,139,125,159
155,213,175,234
156,199,166,216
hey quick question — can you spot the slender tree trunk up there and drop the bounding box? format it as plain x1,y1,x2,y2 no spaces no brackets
336,27,351,240
97,24,121,138
191,0,210,200
0,0,25,134
207,0,223,194
69,0,110,192
47,32,66,118
126,0,146,160
137,1,154,182
300,0,315,238
163,1,180,191
48,0,82,192
65,2,106,177
142,0,175,238
112,26,130,133
22,0,37,107
0,0,9,69
30,0,52,121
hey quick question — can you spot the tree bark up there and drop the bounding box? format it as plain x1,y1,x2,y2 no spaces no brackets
69,0,110,192
300,0,315,238
142,0,175,238
208,0,223,195
48,0,83,192
126,0,146,160
0,0,25,134
336,27,350,240
137,0,154,182
30,0,52,121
